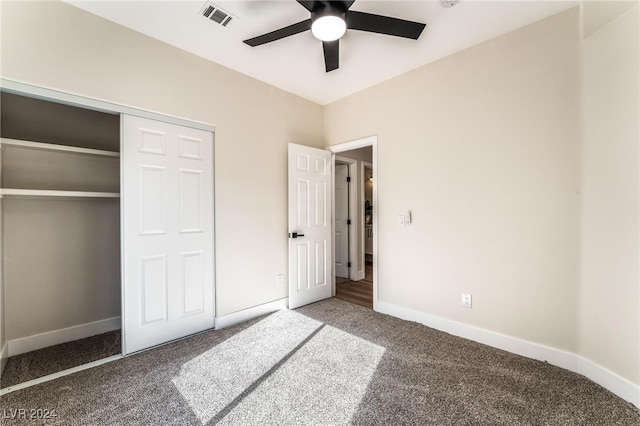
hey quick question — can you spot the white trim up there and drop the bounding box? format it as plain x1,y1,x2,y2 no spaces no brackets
0,354,123,396
361,160,373,279
376,301,640,408
326,135,377,153
376,301,578,370
332,158,343,284
120,116,127,356
0,78,215,133
327,136,378,309
7,316,121,357
214,298,288,330
578,357,640,408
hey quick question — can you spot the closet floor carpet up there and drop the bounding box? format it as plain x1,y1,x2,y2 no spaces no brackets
1,330,121,388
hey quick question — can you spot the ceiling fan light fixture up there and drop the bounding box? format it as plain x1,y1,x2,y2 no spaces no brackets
311,15,346,41
243,1,427,73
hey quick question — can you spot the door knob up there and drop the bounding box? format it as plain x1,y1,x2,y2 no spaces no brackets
289,232,305,239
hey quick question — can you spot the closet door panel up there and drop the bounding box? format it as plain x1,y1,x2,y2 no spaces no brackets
139,165,167,235
122,115,214,354
179,168,203,233
181,250,205,316
141,255,168,324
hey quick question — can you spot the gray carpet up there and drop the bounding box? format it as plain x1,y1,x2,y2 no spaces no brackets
1,330,121,388
1,298,638,425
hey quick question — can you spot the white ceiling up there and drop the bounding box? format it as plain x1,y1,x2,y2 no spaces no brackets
67,0,577,105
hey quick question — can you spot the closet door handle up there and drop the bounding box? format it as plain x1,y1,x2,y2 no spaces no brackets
289,232,305,239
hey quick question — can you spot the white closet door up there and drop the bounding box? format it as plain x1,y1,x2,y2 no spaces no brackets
122,115,214,354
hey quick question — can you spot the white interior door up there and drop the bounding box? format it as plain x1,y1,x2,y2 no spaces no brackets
122,115,214,354
334,163,349,278
288,143,332,309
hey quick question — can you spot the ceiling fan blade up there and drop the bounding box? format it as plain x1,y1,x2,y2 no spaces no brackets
320,1,355,11
297,1,317,12
341,1,356,10
346,11,426,40
323,40,339,72
243,19,312,47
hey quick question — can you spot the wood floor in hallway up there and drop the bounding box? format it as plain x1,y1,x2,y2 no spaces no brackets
335,263,373,309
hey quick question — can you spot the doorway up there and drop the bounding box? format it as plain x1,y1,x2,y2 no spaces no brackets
328,136,377,310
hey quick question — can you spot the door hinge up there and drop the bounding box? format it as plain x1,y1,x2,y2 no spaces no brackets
346,176,351,183
347,219,351,225
348,262,352,268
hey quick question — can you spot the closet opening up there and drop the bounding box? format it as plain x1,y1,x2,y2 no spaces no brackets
0,92,122,388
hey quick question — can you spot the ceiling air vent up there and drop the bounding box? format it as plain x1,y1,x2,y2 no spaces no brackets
440,0,459,8
200,2,236,27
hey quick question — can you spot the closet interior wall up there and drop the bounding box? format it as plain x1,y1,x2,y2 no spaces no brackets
0,93,121,368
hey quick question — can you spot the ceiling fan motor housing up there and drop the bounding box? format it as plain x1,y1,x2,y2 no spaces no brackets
311,3,346,22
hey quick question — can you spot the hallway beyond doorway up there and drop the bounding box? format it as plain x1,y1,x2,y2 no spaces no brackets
335,263,373,309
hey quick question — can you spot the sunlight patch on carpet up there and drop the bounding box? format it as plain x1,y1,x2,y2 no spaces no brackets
172,309,321,424
217,322,385,425
172,309,385,425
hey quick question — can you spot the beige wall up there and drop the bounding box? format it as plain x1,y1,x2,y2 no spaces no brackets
325,3,640,389
4,199,121,339
0,0,324,326
579,4,639,384
325,9,582,354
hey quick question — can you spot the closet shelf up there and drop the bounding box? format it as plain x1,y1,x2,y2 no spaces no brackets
0,138,120,158
0,189,120,199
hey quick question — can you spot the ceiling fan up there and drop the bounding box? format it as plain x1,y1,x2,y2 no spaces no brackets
243,1,426,73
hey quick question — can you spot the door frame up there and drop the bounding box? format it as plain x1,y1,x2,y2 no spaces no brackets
334,156,358,285
327,136,378,310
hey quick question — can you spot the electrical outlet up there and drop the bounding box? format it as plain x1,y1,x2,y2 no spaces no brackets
398,215,405,225
276,274,284,287
461,293,472,308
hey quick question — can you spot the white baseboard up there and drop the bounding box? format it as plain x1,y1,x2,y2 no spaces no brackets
375,301,639,408
578,357,640,408
215,298,288,330
356,269,365,280
7,317,121,357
